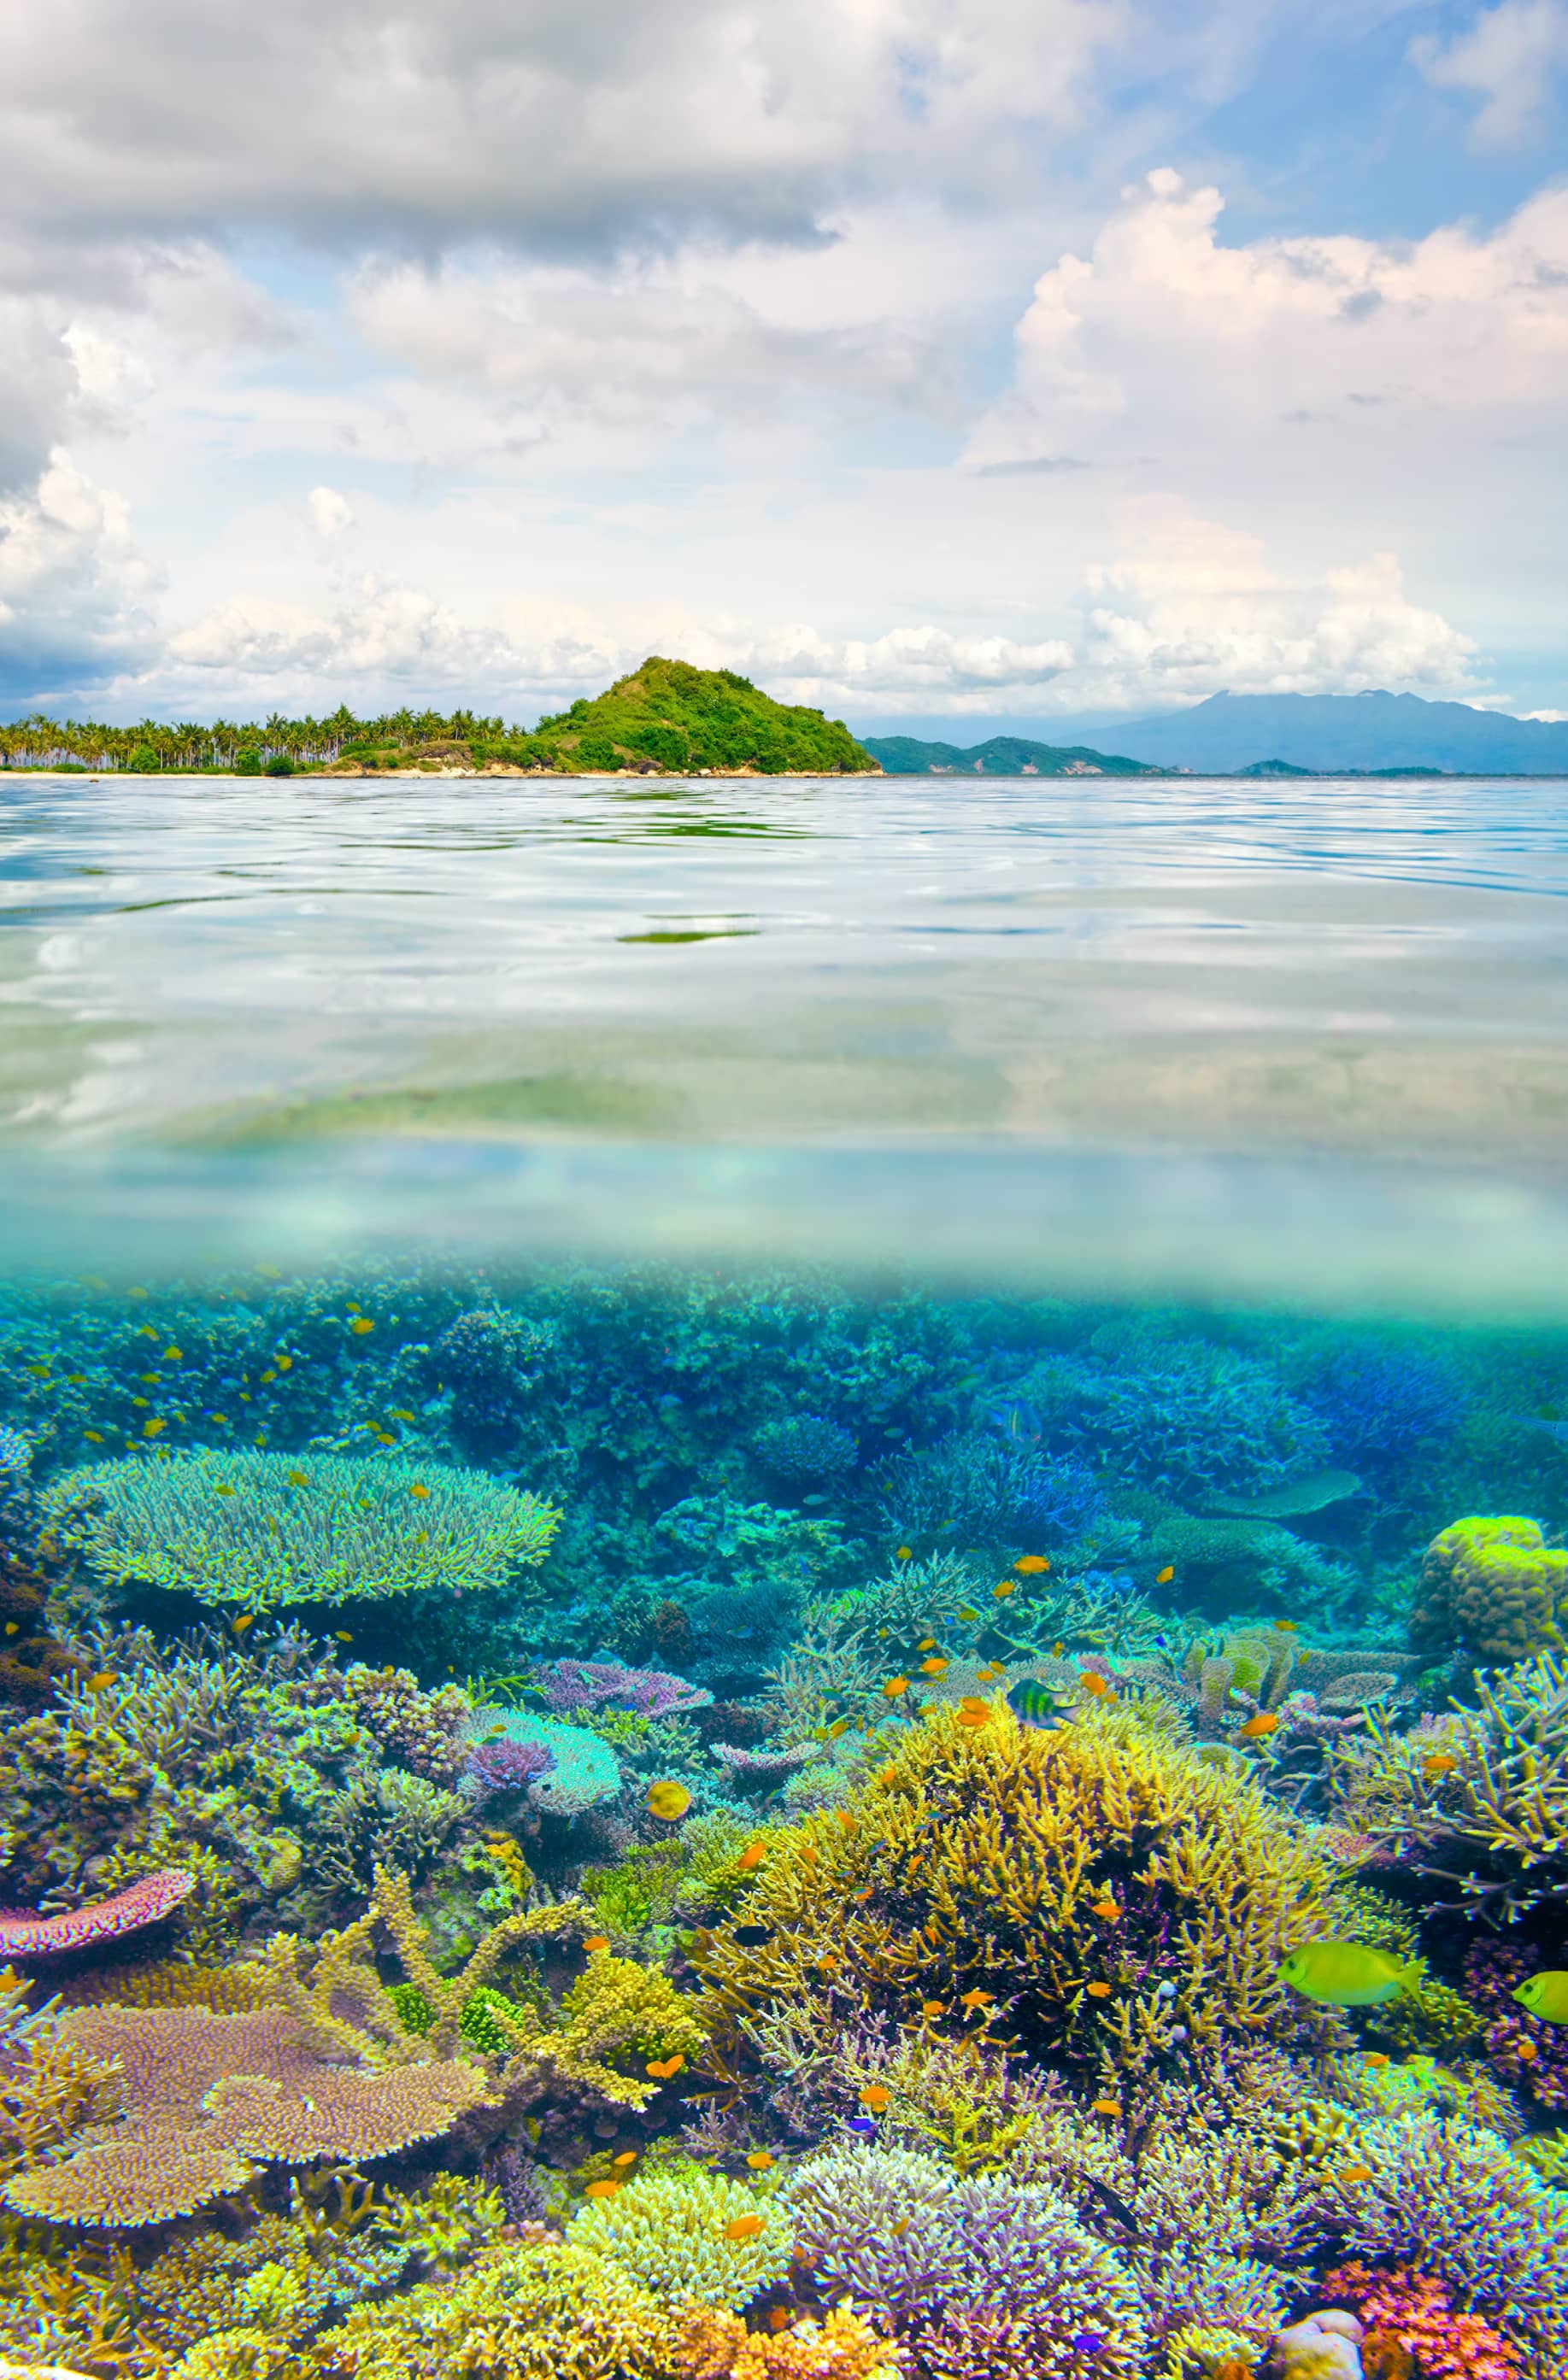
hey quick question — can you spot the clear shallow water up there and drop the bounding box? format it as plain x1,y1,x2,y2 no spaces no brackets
3,768,1567,1304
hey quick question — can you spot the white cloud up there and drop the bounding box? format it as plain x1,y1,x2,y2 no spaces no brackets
307,486,355,537
0,453,161,697
1412,0,1568,146
0,0,1123,280
968,167,1568,478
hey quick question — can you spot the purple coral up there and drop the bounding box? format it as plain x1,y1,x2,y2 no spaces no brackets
531,1657,713,1721
1465,1938,1568,2111
710,1740,817,1784
465,1733,553,1797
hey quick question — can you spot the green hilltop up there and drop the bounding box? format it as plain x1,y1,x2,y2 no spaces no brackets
0,659,880,778
862,733,1158,777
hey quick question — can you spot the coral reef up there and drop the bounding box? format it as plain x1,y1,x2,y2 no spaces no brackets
0,1868,191,1960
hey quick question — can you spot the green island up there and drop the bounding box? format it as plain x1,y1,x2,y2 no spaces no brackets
0,659,881,779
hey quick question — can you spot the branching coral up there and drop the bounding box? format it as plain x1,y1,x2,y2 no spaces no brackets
1323,2261,1527,2379
567,2162,792,2307
787,2143,1146,2379
695,1698,1336,2099
675,2307,901,2379
40,1447,561,1609
465,1709,621,1814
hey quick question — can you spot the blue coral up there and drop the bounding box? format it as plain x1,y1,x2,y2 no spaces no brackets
1291,1336,1466,1473
881,1432,1104,1552
1030,1330,1330,1504
752,1413,858,1489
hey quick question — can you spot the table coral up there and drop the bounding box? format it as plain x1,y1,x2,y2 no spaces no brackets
531,1657,714,1721
0,1868,192,1960
1411,1518,1568,1668
39,1446,561,1610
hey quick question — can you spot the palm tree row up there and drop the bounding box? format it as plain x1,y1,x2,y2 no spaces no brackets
0,706,514,771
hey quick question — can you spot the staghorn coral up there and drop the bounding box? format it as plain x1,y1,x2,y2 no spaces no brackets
567,2161,793,2307
787,2142,1146,2379
313,2235,677,2380
1410,1518,1568,1668
878,1432,1104,1556
40,1447,561,1611
694,1697,1336,2098
1328,1656,1568,1920
675,2307,902,2379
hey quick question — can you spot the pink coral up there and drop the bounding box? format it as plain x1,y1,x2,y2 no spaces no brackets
0,1869,192,1960
1324,2262,1526,2380
532,1657,713,1720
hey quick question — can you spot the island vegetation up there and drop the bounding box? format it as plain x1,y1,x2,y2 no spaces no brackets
0,659,879,778
863,732,1158,776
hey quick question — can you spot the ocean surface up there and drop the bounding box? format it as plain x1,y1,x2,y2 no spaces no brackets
1,766,1566,1305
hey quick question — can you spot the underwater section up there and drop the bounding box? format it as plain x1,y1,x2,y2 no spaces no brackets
0,1257,1565,2379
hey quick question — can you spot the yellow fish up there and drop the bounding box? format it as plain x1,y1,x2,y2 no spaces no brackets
1090,2098,1120,2117
1154,1565,1174,1584
883,1676,910,1698
409,1482,431,1498
916,1638,938,1651
647,1780,692,1821
919,1657,949,1677
1512,1973,1568,2024
214,1484,236,1497
992,1580,1016,1600
611,2151,637,2168
84,1429,104,1443
746,2150,775,2171
1278,1941,1408,2008
350,1317,375,1335
1013,1555,1049,1574
276,1355,293,1371
3,1623,15,1637
82,1671,117,1691
584,2179,620,2199
232,1615,256,1635
895,1546,913,1562
725,2215,763,2241
388,1409,416,1423
956,1605,981,1622
143,1417,165,1438
287,1469,308,1486
333,1631,353,1643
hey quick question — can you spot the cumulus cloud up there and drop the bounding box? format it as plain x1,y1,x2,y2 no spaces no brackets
967,167,1568,484
0,0,1123,278
0,454,161,698
1412,0,1568,146
307,486,355,537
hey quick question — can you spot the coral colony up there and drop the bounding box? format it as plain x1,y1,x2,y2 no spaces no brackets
0,1267,1566,2379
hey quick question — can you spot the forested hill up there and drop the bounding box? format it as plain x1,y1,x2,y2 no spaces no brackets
865,734,1159,777
0,659,879,777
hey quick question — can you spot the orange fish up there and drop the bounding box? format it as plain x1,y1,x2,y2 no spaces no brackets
584,1936,610,1953
798,1844,819,1867
836,1811,855,1833
878,1765,899,1787
859,2085,890,2111
746,2151,775,2171
1338,2164,1373,2184
956,1707,990,1729
737,1843,766,1872
1090,2098,1120,2117
922,2000,946,2017
1091,1899,1121,1921
1013,1555,1049,1574
992,1580,1017,1600
1275,1619,1299,1632
1086,1981,1111,1999
409,1482,431,1499
975,1665,1003,1682
584,2179,619,2199
1363,2053,1389,2070
350,1316,375,1334
767,2308,791,2331
883,1676,910,1698
1516,2039,1540,2064
1154,1566,1174,1585
645,2055,684,2080
1237,1712,1280,1740
725,2214,764,2241
611,2151,637,2168
1422,1753,1459,1779
919,1658,949,1677
895,1546,913,1562
1078,1672,1111,1698
917,1638,938,1651
959,1989,992,2012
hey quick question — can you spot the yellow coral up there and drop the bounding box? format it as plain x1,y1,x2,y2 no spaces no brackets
567,2164,793,2307
1412,1515,1568,1665
676,2307,902,2378
696,1698,1335,2084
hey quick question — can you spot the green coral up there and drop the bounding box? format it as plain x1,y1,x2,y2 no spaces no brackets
567,2161,792,2307
40,1446,561,1609
314,2237,676,2379
1412,1514,1568,1666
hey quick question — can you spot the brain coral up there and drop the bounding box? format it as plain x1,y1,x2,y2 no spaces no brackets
1411,1515,1568,1666
39,1446,561,1609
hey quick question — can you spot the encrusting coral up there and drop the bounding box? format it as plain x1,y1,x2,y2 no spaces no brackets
1409,1517,1568,1668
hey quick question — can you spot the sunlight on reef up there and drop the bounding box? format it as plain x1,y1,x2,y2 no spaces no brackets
0,1260,1566,2377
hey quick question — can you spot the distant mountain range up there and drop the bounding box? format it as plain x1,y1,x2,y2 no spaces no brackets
862,734,1160,777
1067,690,1568,776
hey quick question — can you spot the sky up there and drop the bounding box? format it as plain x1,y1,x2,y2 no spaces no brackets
1,0,1566,730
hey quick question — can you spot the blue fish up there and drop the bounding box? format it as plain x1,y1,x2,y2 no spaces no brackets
844,2116,878,2138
